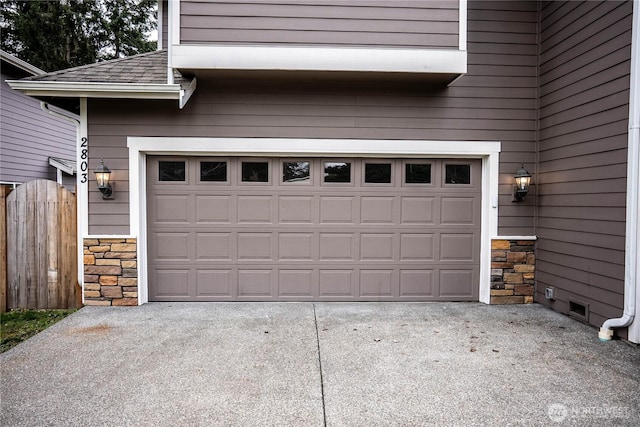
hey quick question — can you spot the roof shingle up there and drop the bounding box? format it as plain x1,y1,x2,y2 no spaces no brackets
23,49,191,88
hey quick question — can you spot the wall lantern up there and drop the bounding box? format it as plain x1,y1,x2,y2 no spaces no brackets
94,159,113,199
513,164,531,202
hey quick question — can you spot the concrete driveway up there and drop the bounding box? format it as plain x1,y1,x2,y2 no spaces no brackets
1,302,638,426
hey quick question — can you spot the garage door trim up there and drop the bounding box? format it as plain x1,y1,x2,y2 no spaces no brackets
127,137,501,305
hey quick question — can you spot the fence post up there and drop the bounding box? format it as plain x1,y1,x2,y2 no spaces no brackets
0,185,11,313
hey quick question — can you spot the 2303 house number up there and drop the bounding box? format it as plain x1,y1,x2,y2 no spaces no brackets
80,137,88,183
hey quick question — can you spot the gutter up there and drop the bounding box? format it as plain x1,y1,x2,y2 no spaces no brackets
9,80,182,100
8,79,196,109
599,0,640,342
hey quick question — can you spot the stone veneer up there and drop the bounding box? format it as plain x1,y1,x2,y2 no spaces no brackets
83,238,138,306
491,239,535,304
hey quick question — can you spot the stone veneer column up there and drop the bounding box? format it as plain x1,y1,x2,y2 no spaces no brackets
83,238,138,306
490,239,535,304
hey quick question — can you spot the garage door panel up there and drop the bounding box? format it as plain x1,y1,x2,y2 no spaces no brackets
279,196,314,223
238,233,273,260
400,233,435,261
361,196,395,224
360,270,394,297
278,270,314,297
399,270,435,297
238,269,273,297
153,195,191,223
196,195,233,224
319,233,356,261
278,233,314,261
196,269,233,298
319,270,355,297
320,196,356,224
153,232,190,260
441,197,478,225
196,232,231,261
153,269,191,298
400,196,436,224
439,269,475,298
147,157,481,301
360,234,395,261
237,195,273,223
440,234,475,261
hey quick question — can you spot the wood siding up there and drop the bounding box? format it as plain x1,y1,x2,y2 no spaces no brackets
0,71,76,184
536,0,632,332
179,0,459,49
87,0,538,235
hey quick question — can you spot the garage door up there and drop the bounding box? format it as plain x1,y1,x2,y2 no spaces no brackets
147,157,481,301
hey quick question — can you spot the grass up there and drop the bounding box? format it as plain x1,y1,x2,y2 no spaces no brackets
1,309,76,353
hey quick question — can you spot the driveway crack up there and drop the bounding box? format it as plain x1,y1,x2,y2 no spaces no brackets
313,303,327,427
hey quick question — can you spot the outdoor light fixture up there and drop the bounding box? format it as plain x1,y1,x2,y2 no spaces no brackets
513,164,531,202
94,159,113,199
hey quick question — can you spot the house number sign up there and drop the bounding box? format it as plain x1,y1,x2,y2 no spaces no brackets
80,137,88,183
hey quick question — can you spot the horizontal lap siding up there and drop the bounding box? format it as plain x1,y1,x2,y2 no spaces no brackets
179,0,459,48
0,72,76,183
536,0,632,332
88,0,537,235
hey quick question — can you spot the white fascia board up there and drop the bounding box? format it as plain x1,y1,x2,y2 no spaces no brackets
172,45,467,74
0,49,45,75
6,80,182,100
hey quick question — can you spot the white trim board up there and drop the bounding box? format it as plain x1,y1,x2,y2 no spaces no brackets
78,98,88,304
459,0,467,51
127,137,501,305
171,45,467,75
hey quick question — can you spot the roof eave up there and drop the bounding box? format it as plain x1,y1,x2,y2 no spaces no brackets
6,80,183,100
0,50,46,76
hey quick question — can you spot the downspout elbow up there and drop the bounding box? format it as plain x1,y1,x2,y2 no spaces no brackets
599,313,635,341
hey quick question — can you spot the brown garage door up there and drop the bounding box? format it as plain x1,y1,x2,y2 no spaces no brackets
147,157,481,301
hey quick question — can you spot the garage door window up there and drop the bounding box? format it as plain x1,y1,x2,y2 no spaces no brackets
405,163,432,184
445,164,471,185
158,161,186,182
283,161,311,183
364,162,392,184
242,161,270,183
324,161,351,183
200,161,227,182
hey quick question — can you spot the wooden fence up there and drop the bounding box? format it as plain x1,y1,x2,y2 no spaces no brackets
2,180,81,310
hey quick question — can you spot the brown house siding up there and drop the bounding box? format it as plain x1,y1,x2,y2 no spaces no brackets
536,0,632,333
87,0,538,236
179,0,459,49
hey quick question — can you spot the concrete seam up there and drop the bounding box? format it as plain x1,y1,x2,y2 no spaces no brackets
313,304,327,426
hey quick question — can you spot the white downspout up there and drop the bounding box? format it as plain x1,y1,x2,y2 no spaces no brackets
599,0,640,341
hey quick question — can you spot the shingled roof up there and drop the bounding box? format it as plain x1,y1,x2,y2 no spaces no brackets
8,49,197,110
23,49,192,88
